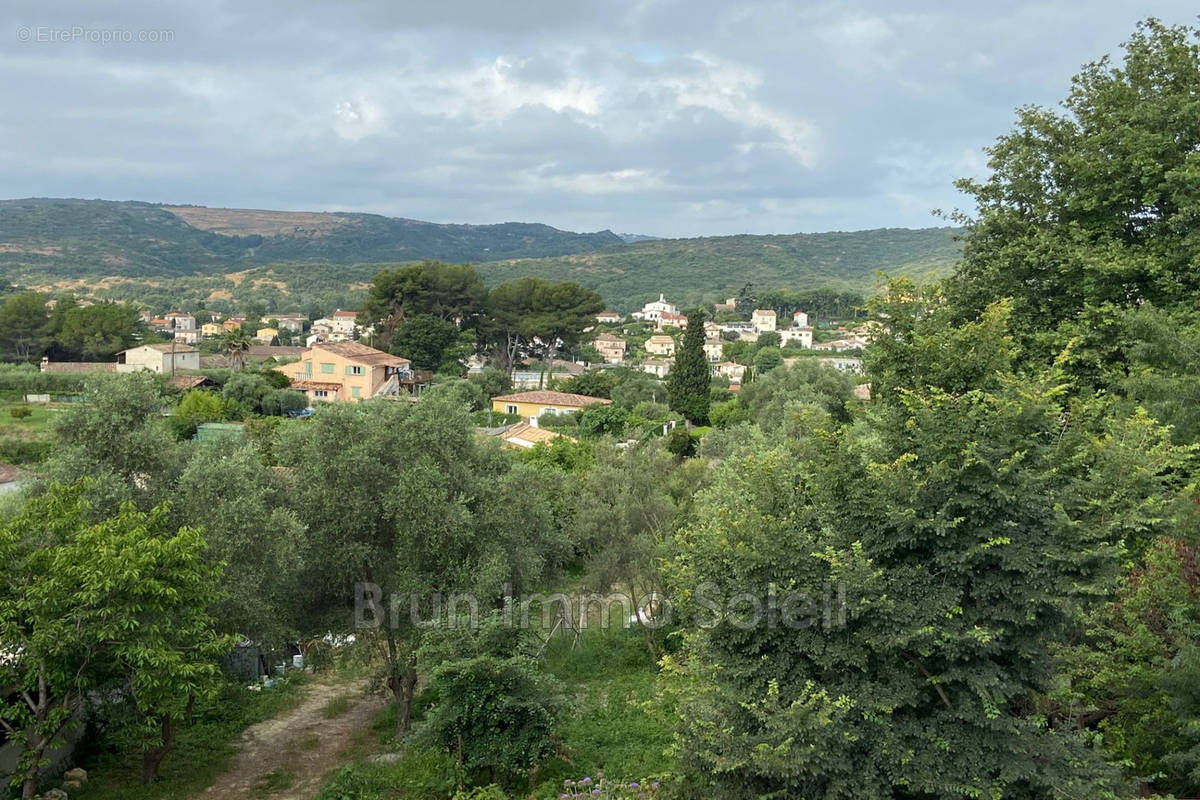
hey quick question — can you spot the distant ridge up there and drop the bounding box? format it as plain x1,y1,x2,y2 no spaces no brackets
0,197,623,277
0,197,961,311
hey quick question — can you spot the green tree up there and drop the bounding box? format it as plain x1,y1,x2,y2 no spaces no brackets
750,345,782,373
275,397,563,735
41,373,181,510
392,313,461,371
468,366,513,398
173,444,307,646
482,278,603,372
755,330,781,349
0,292,50,362
51,302,143,361
666,309,711,425
168,389,227,439
947,19,1200,366
0,485,232,797
362,261,487,351
222,327,253,370
558,369,616,399
737,359,857,431
668,368,1179,797
423,654,565,790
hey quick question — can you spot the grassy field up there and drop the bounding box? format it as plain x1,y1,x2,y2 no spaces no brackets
0,401,66,465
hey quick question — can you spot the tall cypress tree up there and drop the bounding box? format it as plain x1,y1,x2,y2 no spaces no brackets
667,307,711,425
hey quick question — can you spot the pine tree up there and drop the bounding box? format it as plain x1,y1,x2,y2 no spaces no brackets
667,307,710,425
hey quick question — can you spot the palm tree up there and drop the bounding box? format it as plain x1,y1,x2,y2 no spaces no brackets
222,327,253,370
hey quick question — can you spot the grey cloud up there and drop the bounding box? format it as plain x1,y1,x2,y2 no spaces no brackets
1,1,1197,237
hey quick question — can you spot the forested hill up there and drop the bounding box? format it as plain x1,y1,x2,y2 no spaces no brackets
475,226,961,310
0,198,624,276
0,198,961,311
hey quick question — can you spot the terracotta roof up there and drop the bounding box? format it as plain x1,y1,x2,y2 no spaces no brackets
495,421,573,448
248,345,306,358
167,375,210,391
332,310,359,318
491,390,611,408
594,333,625,344
311,341,410,367
753,308,777,315
41,361,116,373
124,342,199,354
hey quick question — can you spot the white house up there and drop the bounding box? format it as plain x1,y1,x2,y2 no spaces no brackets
642,358,673,378
778,327,813,348
173,328,201,345
165,312,196,331
632,294,678,323
117,343,200,374
751,309,777,334
703,337,724,361
793,310,809,328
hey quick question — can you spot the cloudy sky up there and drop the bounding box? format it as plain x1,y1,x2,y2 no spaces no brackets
1,2,1195,237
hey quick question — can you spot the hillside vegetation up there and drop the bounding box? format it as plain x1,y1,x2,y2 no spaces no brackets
0,198,623,277
474,226,961,310
0,197,961,312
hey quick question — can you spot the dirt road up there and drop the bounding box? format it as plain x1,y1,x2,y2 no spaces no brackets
200,677,384,800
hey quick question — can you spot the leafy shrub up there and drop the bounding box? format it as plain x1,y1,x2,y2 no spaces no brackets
8,406,32,419
423,655,566,790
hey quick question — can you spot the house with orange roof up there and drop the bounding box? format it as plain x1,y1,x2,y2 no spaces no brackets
490,390,611,419
274,341,430,403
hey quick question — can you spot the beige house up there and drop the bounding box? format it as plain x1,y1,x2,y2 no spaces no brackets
256,327,280,344
201,322,225,338
593,333,627,364
646,334,676,357
117,343,200,374
275,341,427,403
491,390,611,418
752,309,777,334
714,361,747,385
595,311,622,324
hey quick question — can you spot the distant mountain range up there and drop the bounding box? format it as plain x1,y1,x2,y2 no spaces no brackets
0,198,623,276
0,198,962,311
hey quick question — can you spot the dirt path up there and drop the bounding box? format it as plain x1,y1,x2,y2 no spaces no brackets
200,677,385,800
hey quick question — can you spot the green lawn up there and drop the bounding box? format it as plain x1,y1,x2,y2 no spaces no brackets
0,402,65,464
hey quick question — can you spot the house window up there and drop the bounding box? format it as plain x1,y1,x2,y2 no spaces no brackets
505,404,518,415
313,390,328,399
304,361,312,374
346,365,364,376
351,386,361,398
321,363,334,374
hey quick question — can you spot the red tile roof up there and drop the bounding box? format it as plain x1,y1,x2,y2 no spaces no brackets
491,390,611,408
311,341,410,367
